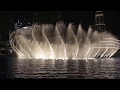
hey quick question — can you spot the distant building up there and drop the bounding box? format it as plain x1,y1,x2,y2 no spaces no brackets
0,41,14,56
14,19,22,30
94,11,106,32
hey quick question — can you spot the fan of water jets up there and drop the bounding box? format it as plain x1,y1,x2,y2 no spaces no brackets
9,22,120,60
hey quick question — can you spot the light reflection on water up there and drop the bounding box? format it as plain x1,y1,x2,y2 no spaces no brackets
0,57,120,79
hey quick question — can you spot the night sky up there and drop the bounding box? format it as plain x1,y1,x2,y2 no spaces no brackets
0,11,120,40
14,11,120,28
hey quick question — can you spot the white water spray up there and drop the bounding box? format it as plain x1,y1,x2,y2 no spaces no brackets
9,22,120,59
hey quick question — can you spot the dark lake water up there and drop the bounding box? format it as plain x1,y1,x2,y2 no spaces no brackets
0,56,120,79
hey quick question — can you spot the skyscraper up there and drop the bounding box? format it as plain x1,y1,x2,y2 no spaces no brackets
94,11,106,32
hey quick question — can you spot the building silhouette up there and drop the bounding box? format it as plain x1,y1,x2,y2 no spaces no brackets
14,19,22,30
94,11,106,32
0,11,15,41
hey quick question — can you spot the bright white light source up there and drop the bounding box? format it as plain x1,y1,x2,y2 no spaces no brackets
23,27,28,29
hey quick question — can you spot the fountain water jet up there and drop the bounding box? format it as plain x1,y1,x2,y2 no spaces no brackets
9,22,120,60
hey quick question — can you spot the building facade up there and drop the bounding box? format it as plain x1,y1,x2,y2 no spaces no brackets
94,11,106,32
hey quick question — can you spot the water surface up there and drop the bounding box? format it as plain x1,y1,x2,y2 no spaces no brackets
0,56,120,79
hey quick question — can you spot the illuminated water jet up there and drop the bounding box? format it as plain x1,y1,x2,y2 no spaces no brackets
9,22,120,60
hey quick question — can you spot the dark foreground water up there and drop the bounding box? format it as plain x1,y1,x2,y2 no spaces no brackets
0,56,120,79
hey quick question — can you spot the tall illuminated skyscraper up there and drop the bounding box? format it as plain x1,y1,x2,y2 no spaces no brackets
94,11,106,32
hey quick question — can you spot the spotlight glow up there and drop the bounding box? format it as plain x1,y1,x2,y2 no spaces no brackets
9,23,120,60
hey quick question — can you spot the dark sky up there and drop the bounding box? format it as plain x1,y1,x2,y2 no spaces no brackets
14,11,120,31
0,11,120,40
